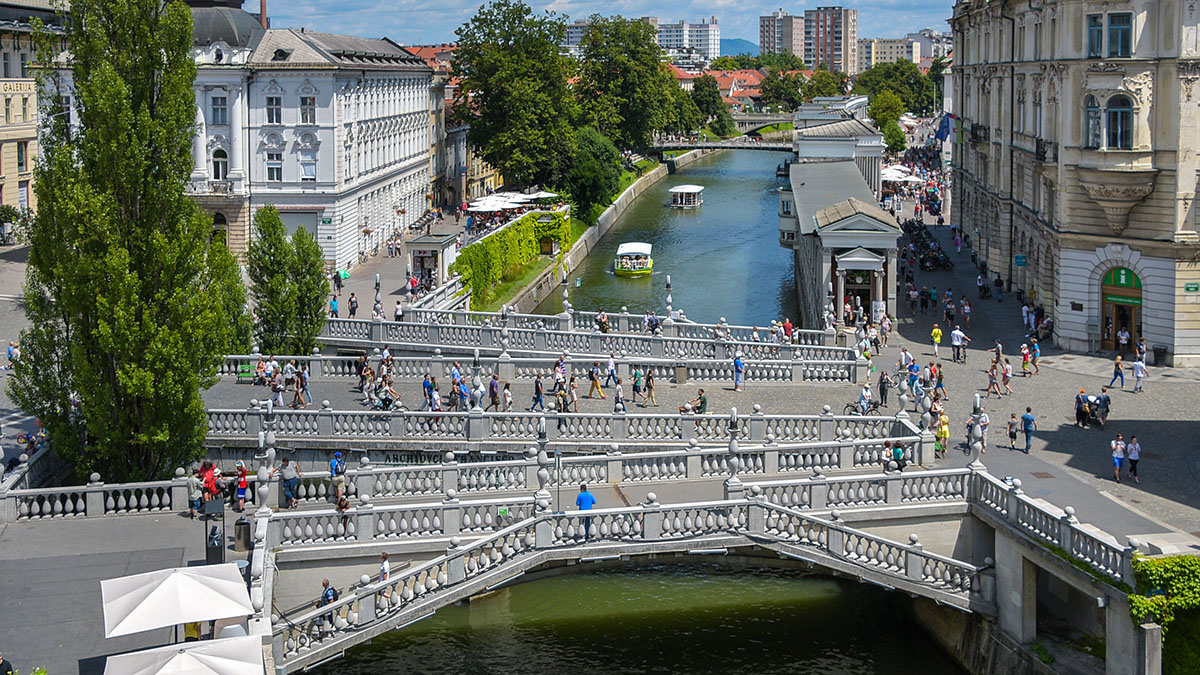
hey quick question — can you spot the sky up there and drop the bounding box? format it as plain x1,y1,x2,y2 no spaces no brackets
259,0,953,48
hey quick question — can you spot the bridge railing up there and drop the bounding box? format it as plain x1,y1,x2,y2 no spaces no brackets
221,351,860,386
205,404,919,448
268,491,982,667
969,471,1137,587
317,317,850,362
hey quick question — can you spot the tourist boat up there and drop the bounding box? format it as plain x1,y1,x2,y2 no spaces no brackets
614,242,653,278
668,184,704,209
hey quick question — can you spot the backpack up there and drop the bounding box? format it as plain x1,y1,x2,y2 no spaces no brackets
330,586,340,601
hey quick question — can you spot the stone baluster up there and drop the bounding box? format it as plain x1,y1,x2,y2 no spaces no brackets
641,491,662,538
355,574,375,625
825,510,845,555
723,412,743,499
748,404,765,442
446,536,466,584
808,467,828,509
818,404,835,442
1005,479,1023,526
1058,506,1078,555
170,467,189,512
85,473,105,516
442,489,462,536
354,495,375,541
905,534,925,581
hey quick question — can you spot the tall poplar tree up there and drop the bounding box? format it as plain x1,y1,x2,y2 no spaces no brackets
246,205,296,355
13,0,247,481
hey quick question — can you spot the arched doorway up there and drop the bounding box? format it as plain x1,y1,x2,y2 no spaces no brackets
1100,266,1141,351
211,212,228,245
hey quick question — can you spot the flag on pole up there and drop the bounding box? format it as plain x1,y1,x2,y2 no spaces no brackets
934,114,953,142
954,116,963,144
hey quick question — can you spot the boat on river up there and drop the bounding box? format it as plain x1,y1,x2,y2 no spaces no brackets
614,242,653,278
668,184,704,209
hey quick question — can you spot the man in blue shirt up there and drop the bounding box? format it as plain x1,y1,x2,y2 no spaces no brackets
419,374,433,410
329,451,347,501
576,484,597,539
732,352,745,392
1020,407,1037,454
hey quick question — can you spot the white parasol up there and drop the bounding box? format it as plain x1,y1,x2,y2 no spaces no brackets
101,564,254,639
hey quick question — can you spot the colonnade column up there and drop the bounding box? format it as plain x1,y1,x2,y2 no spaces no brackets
191,87,207,181
229,85,244,185
835,270,846,326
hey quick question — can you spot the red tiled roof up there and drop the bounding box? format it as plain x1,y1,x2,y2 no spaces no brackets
666,63,694,80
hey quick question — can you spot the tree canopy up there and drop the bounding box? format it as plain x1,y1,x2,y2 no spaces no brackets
803,69,847,100
452,0,578,187
868,89,905,129
565,126,621,217
690,74,724,119
854,60,938,115
577,14,675,150
759,68,805,110
710,52,806,71
246,205,329,355
883,119,907,153
663,83,704,135
14,0,248,481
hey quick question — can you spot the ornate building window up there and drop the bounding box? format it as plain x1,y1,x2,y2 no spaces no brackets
266,151,282,182
211,95,228,125
266,96,282,125
211,149,228,180
1084,96,1101,149
1106,95,1133,149
1087,15,1103,58
300,149,317,182
1107,14,1132,58
300,96,316,125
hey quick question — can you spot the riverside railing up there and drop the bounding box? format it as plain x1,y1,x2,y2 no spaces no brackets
266,488,986,669
205,403,915,446
318,317,853,363
968,471,1139,587
220,350,863,386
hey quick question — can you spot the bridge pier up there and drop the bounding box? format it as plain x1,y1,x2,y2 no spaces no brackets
994,533,1038,644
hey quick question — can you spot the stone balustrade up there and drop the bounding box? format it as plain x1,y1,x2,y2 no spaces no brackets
221,350,862,386
267,488,986,668
206,403,913,448
317,316,852,363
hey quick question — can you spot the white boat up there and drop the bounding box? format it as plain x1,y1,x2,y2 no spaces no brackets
668,184,704,209
614,242,653,278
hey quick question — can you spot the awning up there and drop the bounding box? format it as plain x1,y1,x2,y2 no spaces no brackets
101,564,254,639
103,636,264,675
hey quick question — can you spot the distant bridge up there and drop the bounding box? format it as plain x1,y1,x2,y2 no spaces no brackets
732,112,795,133
650,139,793,152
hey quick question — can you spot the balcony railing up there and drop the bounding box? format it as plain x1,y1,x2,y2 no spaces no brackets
208,180,231,194
1036,138,1058,164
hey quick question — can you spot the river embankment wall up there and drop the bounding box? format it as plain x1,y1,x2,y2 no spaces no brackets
505,149,720,313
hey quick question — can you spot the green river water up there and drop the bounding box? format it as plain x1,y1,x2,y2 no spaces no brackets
319,564,964,674
533,150,801,327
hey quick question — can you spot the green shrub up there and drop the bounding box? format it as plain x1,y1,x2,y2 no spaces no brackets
1129,555,1200,675
449,209,571,309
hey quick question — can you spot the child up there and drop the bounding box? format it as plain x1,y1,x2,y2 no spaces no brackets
1007,413,1020,450
234,460,249,512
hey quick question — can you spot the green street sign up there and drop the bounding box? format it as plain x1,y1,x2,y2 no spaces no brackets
1186,283,1200,293
321,217,332,225
1104,293,1142,306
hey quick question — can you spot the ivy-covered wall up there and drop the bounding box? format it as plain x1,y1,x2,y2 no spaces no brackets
448,210,571,309
1129,554,1200,675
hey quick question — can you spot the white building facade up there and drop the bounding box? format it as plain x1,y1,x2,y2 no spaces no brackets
182,2,432,270
950,0,1200,365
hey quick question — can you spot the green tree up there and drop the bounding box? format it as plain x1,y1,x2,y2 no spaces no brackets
666,84,704,135
246,206,295,354
290,227,330,354
708,55,741,70
566,126,621,217
757,52,806,71
803,69,847,100
760,68,804,110
709,108,738,138
928,55,949,104
690,74,725,119
883,119,907,153
855,60,937,115
577,14,675,150
13,0,246,481
868,89,906,129
453,0,577,187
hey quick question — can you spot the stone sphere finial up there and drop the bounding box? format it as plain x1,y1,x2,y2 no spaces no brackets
445,488,458,500
909,533,920,545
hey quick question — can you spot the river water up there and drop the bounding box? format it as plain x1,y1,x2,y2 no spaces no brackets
533,151,800,327
319,564,963,674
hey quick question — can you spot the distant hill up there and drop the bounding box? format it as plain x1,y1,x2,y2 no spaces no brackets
720,38,758,56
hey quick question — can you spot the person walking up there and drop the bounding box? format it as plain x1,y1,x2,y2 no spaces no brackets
528,374,546,411
394,300,403,322
934,363,948,400
1075,388,1090,427
348,292,359,318
569,375,580,412
644,368,658,407
1020,407,1037,453
604,353,617,387
733,351,745,392
234,460,249,512
1031,338,1041,375
961,299,972,329
1126,435,1141,483
486,373,501,411
1007,413,1020,450
329,295,339,318
502,382,513,411
587,361,606,399
186,467,204,519
930,323,943,358
877,369,895,408
986,363,1002,398
1002,358,1014,395
631,366,643,404
576,484,597,538
1111,434,1127,483
1131,356,1148,393
1117,327,1131,357
950,325,969,363
614,377,625,411
1109,355,1125,389
329,451,347,502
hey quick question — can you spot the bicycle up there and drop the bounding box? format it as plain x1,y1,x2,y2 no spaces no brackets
843,399,884,416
